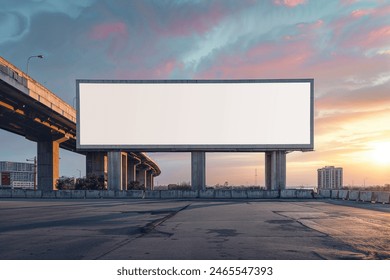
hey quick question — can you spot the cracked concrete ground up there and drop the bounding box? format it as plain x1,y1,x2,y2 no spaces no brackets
0,199,389,259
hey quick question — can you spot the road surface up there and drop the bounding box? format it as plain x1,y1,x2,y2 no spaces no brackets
0,199,389,259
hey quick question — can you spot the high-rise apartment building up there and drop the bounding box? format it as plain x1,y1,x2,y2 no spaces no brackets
317,166,343,189
0,161,34,189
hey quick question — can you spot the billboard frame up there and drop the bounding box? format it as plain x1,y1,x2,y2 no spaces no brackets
76,79,314,152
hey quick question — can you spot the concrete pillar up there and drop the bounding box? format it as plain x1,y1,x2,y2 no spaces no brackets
37,141,59,190
265,151,286,190
127,157,141,189
37,136,68,191
265,152,272,190
86,152,107,179
107,151,127,191
276,151,286,190
121,153,127,190
191,151,206,190
136,166,148,190
146,170,154,190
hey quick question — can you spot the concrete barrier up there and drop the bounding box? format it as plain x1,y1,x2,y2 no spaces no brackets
25,190,42,198
264,190,279,198
115,191,127,198
161,190,181,199
71,190,86,199
11,189,26,198
373,191,390,204
181,190,198,198
85,190,101,199
3,189,385,202
101,190,115,198
56,190,72,199
338,190,349,200
281,189,296,198
319,189,331,198
359,191,373,202
215,190,232,199
127,190,144,199
0,189,12,198
296,190,314,199
199,190,215,199
247,190,262,199
231,190,248,199
144,190,160,199
42,191,56,198
348,190,359,201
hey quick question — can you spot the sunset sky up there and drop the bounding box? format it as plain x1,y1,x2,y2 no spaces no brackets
0,0,389,187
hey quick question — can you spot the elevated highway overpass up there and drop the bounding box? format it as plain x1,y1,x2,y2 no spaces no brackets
0,56,160,190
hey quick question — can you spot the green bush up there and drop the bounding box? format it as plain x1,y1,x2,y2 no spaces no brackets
128,181,144,190
56,177,76,190
75,174,105,190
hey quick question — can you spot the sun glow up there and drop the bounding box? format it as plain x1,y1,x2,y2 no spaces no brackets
370,142,390,165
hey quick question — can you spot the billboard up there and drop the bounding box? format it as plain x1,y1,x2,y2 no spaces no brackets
77,79,314,152
1,172,11,186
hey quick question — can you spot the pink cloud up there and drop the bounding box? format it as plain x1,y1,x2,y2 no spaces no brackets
114,58,181,80
90,22,127,40
364,25,390,47
194,29,390,99
340,0,357,5
331,4,390,50
196,34,316,80
351,9,373,18
273,0,306,7
341,25,390,50
296,19,324,31
162,4,226,36
135,2,256,37
89,21,129,58
155,59,183,78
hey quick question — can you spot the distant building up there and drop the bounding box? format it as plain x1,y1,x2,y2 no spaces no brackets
0,161,34,189
317,166,343,189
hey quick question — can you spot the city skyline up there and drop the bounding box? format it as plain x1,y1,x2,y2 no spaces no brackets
0,0,389,186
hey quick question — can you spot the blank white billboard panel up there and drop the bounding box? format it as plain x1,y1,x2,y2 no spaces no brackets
77,80,313,151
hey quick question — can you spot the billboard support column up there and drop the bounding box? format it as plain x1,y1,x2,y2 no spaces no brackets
265,151,286,190
108,151,127,191
191,151,205,191
265,152,272,190
86,152,107,179
276,151,286,190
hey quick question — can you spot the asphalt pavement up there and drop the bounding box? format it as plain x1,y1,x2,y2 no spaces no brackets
0,199,389,259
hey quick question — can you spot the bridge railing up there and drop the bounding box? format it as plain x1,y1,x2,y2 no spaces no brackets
0,56,76,123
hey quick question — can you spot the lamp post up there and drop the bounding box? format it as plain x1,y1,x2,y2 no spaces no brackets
76,169,81,178
26,55,44,75
26,156,37,191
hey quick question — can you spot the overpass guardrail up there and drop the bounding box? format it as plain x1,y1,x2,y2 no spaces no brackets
1,188,388,203
319,189,390,204
0,188,315,199
0,56,76,123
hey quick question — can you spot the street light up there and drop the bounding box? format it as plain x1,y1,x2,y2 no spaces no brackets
26,156,37,191
364,177,368,188
76,169,81,178
26,55,44,75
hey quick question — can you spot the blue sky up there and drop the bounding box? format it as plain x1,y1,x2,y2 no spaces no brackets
1,0,389,186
